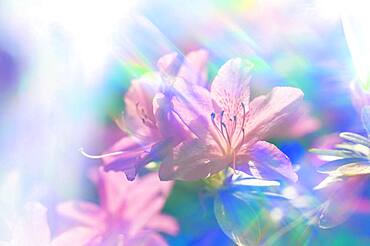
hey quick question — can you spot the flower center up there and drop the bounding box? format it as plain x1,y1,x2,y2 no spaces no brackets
135,102,157,129
210,102,246,156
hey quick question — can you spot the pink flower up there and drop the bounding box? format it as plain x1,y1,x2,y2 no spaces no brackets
160,58,303,181
92,50,209,180
57,169,178,246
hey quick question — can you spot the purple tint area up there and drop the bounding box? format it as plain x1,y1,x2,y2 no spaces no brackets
0,46,19,98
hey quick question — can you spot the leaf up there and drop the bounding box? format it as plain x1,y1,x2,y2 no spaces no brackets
214,191,263,246
317,157,368,173
214,189,311,245
339,132,370,148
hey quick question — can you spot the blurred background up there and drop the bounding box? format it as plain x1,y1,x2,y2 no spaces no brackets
0,0,369,245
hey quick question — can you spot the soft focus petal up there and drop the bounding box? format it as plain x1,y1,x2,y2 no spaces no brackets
244,87,303,142
157,49,208,87
159,139,227,181
51,227,100,246
240,141,298,182
156,52,181,78
126,231,168,246
146,214,179,236
123,173,173,222
57,201,105,228
178,49,209,86
316,177,366,229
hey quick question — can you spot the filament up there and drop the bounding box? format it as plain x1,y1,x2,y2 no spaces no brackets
79,148,124,159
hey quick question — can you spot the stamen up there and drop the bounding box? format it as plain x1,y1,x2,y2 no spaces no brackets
222,122,232,145
211,113,227,143
136,102,157,129
79,148,124,159
232,115,237,135
235,103,247,141
228,151,239,175
241,103,246,130
233,151,236,173
135,102,142,116
220,111,225,134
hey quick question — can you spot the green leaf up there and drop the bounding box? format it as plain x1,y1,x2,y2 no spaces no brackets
214,189,311,245
214,191,263,246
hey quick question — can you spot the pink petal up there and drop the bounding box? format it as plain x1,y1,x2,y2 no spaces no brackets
51,226,100,246
102,135,152,180
123,73,161,142
244,86,303,142
172,78,215,139
152,92,191,144
178,49,209,86
122,173,173,222
156,52,181,77
159,139,228,181
157,49,208,87
272,103,320,138
316,177,365,228
95,168,134,214
126,231,168,246
127,193,168,237
57,201,104,227
239,141,298,182
146,214,179,236
210,58,253,117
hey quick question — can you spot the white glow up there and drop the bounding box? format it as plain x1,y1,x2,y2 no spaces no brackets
0,0,139,202
313,0,347,21
270,207,284,222
341,1,370,90
0,170,21,207
282,186,298,200
4,0,139,86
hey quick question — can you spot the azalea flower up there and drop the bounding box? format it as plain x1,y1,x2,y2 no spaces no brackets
57,169,178,245
312,107,370,188
82,50,208,180
0,202,84,246
311,106,370,228
160,58,303,181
